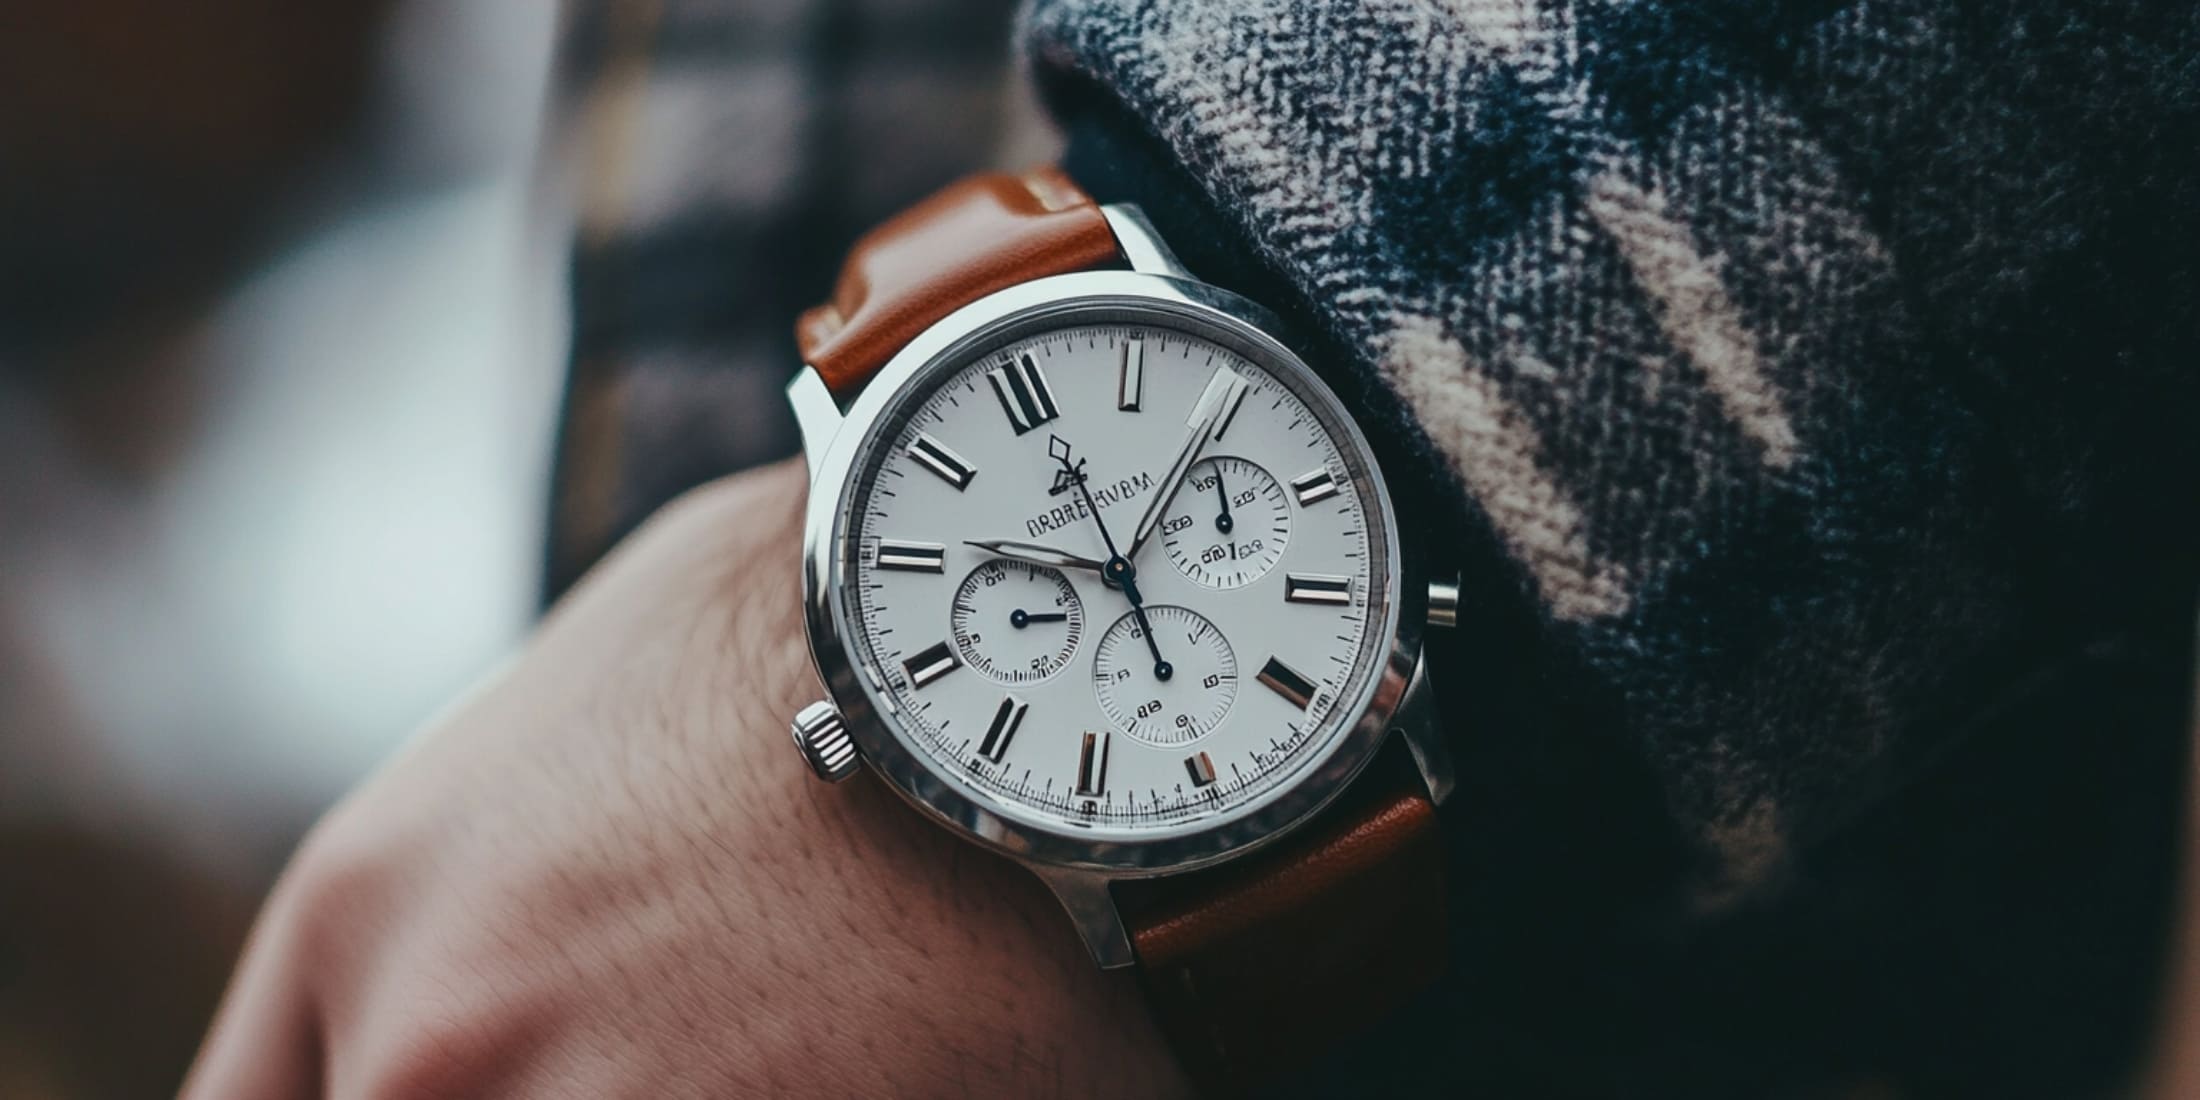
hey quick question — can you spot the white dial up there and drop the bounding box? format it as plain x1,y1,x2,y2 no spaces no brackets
1092,605,1238,746
834,311,1395,838
1161,456,1289,588
949,559,1085,684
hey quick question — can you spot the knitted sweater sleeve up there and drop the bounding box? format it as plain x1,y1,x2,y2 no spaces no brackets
1027,1,2199,1092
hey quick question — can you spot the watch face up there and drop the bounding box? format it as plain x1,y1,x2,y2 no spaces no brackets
826,296,1401,847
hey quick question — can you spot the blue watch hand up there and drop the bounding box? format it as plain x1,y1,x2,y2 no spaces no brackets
1052,442,1173,681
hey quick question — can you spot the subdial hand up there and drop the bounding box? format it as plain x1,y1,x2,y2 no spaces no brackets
1213,465,1234,534
1009,609,1069,629
1117,576,1173,682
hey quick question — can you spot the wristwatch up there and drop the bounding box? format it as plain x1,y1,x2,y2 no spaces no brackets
784,167,1458,1092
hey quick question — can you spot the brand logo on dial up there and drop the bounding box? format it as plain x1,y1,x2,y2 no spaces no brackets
1024,470,1153,538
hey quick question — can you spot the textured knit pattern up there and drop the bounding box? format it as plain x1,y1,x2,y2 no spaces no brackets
1026,0,2200,906
547,0,1031,595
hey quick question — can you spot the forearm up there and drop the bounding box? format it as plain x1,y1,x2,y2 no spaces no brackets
186,460,1189,1098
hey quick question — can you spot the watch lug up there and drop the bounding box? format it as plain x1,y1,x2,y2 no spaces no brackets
1027,863,1135,969
1099,204,1195,279
1393,654,1457,806
787,365,843,476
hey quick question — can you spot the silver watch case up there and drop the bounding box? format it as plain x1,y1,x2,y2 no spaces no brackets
790,206,1451,965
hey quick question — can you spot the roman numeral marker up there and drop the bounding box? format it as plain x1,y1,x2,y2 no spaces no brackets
986,354,1060,435
902,640,960,689
909,433,976,490
1117,338,1144,411
1284,573,1352,605
979,696,1028,763
1290,467,1339,507
1075,731,1110,796
1256,657,1318,710
1185,752,1217,788
1188,368,1251,441
877,539,946,573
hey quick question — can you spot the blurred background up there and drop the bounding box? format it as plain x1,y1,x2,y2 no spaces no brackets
0,2,1042,1095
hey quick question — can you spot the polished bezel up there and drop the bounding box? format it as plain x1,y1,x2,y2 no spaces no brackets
800,270,1422,878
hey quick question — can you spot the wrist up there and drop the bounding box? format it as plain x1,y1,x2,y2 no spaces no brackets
197,459,1188,1099
623,461,1191,1095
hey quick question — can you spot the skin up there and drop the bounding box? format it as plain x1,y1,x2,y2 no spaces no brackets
2144,702,2200,1100
183,458,1191,1099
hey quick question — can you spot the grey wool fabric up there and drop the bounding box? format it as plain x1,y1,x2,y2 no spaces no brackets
1026,0,2196,904
1024,0,2198,1093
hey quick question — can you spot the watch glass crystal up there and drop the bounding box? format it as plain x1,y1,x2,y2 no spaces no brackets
834,305,1397,839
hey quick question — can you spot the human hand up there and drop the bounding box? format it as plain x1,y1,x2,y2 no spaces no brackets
183,459,1190,1099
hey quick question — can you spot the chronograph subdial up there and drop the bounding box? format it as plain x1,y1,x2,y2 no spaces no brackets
1093,605,1238,747
950,559,1085,685
1161,456,1290,589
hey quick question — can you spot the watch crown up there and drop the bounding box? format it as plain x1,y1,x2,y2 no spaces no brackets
791,701,860,783
1426,576,1461,629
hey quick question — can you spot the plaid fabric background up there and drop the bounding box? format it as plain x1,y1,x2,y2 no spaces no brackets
547,0,1037,596
549,1,2198,1094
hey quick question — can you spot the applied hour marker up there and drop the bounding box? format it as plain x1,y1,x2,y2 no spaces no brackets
1117,338,1144,411
1284,573,1353,605
909,433,976,490
1290,467,1339,507
1189,368,1251,441
902,640,960,689
1075,731,1111,796
986,354,1061,434
1185,752,1218,788
979,696,1028,764
877,539,946,573
1256,657,1318,710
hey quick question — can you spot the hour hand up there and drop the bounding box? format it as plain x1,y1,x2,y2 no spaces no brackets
962,538,1107,575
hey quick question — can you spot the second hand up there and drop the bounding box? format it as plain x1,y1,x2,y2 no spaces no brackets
1054,445,1173,681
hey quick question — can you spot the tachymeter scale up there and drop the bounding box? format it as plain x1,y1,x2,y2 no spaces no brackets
1161,456,1288,588
1092,606,1238,746
949,560,1084,684
838,314,1394,837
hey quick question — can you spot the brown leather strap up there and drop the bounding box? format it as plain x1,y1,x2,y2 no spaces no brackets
795,166,1121,397
800,169,1448,1095
1118,742,1449,1096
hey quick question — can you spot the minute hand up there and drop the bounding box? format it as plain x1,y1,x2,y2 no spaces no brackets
961,538,1106,575
1126,369,1240,560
